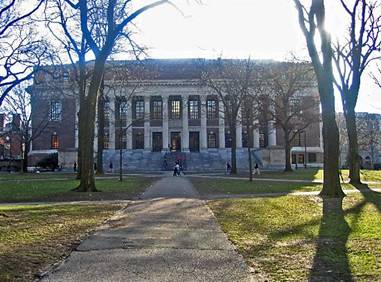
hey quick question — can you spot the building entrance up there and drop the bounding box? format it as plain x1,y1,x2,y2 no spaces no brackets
189,132,200,152
170,132,181,152
152,132,163,152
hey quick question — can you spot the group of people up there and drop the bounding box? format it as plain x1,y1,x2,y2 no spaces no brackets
225,161,260,175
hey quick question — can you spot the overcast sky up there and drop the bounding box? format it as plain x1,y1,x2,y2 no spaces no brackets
131,0,380,113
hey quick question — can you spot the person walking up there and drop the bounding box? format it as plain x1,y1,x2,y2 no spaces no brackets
226,161,232,175
254,163,260,175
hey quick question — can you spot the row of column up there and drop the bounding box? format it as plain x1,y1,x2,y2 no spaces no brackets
103,95,277,151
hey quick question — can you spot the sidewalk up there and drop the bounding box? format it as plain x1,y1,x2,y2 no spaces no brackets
41,176,254,282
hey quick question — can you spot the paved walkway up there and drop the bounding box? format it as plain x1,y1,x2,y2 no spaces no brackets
41,176,254,282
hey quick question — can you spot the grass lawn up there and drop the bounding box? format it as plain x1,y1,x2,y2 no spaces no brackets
0,203,122,281
209,192,381,281
191,178,381,195
0,172,77,181
0,176,153,202
238,168,381,182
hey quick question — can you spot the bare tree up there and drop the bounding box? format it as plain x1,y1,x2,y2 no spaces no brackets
47,0,196,192
201,59,258,175
357,113,381,168
333,0,381,184
262,61,319,172
294,0,344,197
1,84,49,172
0,0,51,105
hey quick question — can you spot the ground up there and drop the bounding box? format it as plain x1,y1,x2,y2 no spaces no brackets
0,171,380,281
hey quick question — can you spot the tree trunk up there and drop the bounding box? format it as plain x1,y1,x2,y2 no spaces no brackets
284,135,292,172
230,124,237,174
96,80,105,175
76,57,106,192
248,146,253,181
345,108,361,184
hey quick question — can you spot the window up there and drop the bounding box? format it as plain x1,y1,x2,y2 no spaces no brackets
242,130,249,148
104,101,110,125
208,131,217,148
308,153,317,163
49,101,62,121
118,101,128,127
259,133,265,148
134,132,144,149
135,100,144,119
207,100,218,120
63,71,69,81
51,133,59,149
292,154,296,164
152,100,162,119
225,130,232,148
117,128,127,149
298,154,305,164
189,100,199,119
104,129,110,149
170,99,181,119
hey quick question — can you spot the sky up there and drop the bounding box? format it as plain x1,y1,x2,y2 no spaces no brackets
131,0,381,114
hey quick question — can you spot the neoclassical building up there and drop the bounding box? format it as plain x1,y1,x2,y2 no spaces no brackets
29,59,323,171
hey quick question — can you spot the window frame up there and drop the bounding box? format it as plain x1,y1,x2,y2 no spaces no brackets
207,99,218,120
49,101,62,122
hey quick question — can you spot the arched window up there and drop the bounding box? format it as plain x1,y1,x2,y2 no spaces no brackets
51,133,59,149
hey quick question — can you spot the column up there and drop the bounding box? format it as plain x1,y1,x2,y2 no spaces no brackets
109,97,115,149
268,121,276,146
126,99,132,150
236,108,242,148
218,100,225,148
253,120,260,148
162,96,169,151
144,96,150,151
182,96,189,152
200,95,207,150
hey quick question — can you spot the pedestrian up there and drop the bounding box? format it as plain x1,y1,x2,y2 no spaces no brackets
173,161,179,176
73,161,77,172
254,163,260,175
109,161,113,173
226,161,231,175
93,162,97,172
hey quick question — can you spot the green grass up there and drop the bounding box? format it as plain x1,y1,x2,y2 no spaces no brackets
0,172,77,181
0,176,153,202
208,192,381,281
0,203,122,281
245,168,381,182
192,178,381,195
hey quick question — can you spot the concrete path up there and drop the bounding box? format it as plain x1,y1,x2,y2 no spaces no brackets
41,176,254,282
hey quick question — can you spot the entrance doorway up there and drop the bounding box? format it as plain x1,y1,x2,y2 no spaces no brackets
152,132,163,152
170,132,181,152
189,132,200,152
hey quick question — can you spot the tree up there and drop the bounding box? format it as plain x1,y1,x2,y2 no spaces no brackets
201,59,258,175
1,84,49,172
0,0,50,106
262,61,319,172
333,0,381,184
49,0,192,192
357,113,381,168
294,0,344,197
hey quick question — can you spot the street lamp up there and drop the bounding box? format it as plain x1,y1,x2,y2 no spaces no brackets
303,130,307,169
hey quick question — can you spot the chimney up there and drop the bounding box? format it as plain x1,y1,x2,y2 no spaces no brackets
12,114,21,129
0,113,5,130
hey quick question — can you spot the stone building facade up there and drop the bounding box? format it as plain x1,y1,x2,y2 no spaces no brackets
29,59,323,171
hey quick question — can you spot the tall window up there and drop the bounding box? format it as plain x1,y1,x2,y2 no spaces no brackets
170,99,181,119
104,129,110,149
207,99,218,120
208,131,217,148
259,133,265,148
51,133,59,149
225,130,232,148
135,100,144,119
152,100,162,119
118,128,127,149
118,101,128,127
242,130,249,148
49,101,62,121
104,101,110,125
189,100,199,119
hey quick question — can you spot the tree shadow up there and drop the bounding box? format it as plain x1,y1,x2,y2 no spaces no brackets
351,183,381,212
308,197,353,281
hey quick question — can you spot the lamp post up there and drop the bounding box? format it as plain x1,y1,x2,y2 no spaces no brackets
304,130,307,169
5,136,11,172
